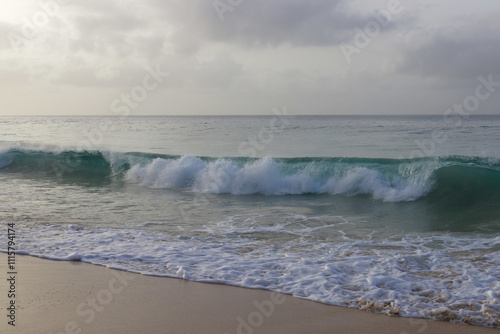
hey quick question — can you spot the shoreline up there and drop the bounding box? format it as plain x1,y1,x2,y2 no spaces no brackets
1,254,498,334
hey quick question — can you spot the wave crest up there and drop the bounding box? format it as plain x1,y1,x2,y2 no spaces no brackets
2,148,500,203
126,155,435,201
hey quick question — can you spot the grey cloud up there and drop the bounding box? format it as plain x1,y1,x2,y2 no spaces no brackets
192,54,243,89
60,1,165,60
11,0,410,61
52,57,165,87
397,16,500,79
155,0,380,50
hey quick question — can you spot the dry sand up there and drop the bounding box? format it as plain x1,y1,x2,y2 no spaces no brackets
1,254,498,334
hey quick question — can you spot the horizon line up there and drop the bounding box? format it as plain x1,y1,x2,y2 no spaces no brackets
2,113,500,117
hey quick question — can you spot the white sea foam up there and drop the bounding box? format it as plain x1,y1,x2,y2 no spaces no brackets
4,219,499,327
126,156,434,201
320,166,432,201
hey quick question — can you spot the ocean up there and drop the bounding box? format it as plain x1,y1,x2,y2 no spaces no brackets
1,115,499,327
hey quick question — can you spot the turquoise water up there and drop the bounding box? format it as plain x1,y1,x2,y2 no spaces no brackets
1,115,500,327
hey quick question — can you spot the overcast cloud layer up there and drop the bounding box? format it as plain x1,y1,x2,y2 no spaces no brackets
1,0,500,115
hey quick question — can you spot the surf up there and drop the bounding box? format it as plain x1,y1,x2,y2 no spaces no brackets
2,148,500,204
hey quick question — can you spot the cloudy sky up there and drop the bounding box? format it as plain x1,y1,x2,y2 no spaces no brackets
1,0,500,115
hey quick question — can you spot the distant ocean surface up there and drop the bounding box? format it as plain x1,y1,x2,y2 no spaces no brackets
1,115,500,327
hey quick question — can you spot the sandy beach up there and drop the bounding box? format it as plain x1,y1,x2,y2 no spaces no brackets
0,254,497,334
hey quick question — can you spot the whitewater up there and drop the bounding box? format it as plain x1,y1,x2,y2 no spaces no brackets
1,115,500,327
